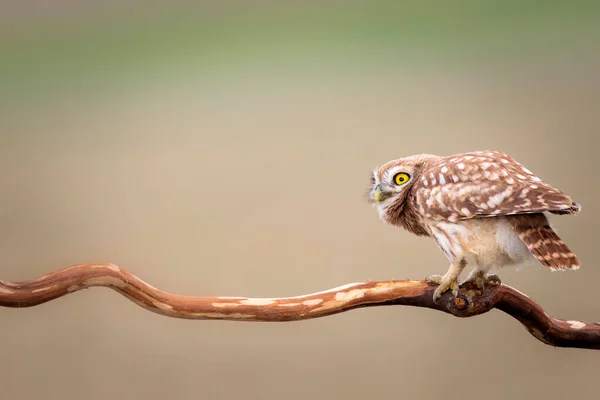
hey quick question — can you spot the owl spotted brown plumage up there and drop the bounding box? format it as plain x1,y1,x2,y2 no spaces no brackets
368,150,581,300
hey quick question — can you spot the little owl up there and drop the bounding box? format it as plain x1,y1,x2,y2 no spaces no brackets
368,150,581,300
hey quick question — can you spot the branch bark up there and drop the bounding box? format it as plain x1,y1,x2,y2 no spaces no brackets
1,263,599,349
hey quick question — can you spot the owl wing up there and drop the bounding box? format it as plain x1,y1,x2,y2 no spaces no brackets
411,151,581,222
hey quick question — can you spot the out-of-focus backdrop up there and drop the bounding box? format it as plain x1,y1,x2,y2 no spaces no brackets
1,2,599,399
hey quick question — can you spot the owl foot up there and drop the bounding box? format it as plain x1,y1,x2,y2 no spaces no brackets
426,274,459,301
460,271,502,290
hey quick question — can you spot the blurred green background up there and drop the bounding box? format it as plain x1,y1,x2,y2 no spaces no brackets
1,1,599,400
2,0,599,98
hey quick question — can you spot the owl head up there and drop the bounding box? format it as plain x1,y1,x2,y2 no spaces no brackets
368,153,440,223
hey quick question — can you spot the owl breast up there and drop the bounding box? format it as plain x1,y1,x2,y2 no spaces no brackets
426,217,535,271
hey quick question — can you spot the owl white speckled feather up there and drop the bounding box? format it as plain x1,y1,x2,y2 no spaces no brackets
368,150,581,300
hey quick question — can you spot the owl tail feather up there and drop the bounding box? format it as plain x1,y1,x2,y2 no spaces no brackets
515,224,580,271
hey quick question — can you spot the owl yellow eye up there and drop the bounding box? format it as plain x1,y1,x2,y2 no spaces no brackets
393,172,410,185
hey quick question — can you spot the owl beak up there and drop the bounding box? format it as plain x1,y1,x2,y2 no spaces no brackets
372,185,391,203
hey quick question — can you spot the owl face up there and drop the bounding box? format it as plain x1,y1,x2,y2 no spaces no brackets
369,163,415,204
368,154,440,219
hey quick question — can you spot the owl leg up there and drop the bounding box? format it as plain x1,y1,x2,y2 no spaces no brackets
460,269,501,290
426,259,466,300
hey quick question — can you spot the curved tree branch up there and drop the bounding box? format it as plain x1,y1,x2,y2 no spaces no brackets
1,263,599,349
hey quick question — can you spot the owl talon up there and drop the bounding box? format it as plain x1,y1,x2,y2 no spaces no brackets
427,274,459,301
486,274,501,286
460,272,502,290
425,274,443,285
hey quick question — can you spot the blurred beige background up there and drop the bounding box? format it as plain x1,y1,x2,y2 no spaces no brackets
1,2,599,400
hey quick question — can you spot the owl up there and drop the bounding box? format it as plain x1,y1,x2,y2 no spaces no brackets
368,150,581,300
